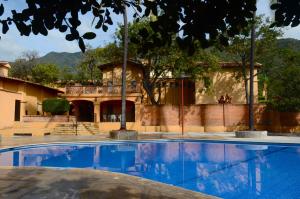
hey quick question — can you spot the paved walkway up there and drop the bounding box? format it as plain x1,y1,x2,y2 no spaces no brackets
0,167,214,199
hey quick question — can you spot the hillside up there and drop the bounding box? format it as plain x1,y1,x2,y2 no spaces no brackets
277,38,300,52
17,38,300,68
37,51,83,67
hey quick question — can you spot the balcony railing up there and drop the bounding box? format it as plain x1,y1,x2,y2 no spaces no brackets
65,84,141,95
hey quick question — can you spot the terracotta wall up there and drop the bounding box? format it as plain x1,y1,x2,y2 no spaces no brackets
140,104,300,133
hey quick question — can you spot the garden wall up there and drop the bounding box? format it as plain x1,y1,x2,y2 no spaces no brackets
140,104,300,133
23,115,76,122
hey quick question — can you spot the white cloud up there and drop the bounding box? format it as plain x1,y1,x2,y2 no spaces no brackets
0,32,27,61
283,26,300,40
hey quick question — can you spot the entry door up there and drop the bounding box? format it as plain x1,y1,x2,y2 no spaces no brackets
14,100,21,121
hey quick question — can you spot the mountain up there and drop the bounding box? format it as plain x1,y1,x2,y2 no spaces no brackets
25,38,300,68
37,51,83,68
277,38,300,51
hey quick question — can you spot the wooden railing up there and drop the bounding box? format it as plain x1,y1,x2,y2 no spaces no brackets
65,84,141,95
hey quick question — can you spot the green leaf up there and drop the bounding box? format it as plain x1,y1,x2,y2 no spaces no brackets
0,4,4,16
59,25,68,32
78,37,86,53
102,24,108,32
95,16,103,29
2,21,8,34
66,34,75,41
139,28,149,38
82,32,96,40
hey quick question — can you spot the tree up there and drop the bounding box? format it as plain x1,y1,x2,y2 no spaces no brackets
77,47,103,85
120,4,129,130
31,63,59,85
0,1,257,53
267,64,300,112
217,16,282,104
59,66,75,85
9,51,39,80
103,19,220,105
0,0,257,130
271,1,300,28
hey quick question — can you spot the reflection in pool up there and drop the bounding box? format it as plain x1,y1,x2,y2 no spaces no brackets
1,140,300,199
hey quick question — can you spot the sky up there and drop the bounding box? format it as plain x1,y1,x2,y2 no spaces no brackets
0,0,300,61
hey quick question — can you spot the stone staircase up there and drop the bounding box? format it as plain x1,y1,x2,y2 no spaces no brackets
51,122,100,135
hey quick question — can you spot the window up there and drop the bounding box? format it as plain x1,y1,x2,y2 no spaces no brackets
107,81,113,93
131,80,137,90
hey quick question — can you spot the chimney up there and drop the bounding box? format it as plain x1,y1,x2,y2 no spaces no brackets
0,61,11,77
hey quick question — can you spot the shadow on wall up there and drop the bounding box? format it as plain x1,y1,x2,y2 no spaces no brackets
196,70,247,104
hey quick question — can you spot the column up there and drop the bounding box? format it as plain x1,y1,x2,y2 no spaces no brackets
94,102,101,123
134,98,142,131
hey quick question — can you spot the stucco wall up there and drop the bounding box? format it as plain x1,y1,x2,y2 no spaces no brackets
0,89,21,129
195,68,258,104
102,64,143,85
0,78,59,129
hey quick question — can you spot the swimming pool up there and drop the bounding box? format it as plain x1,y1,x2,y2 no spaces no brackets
0,140,300,199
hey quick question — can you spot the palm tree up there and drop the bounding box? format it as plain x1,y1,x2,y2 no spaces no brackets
249,11,256,131
120,3,128,130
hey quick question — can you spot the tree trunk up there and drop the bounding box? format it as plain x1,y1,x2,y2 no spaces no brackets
143,80,159,105
249,12,256,131
120,5,128,130
141,65,159,105
241,55,249,104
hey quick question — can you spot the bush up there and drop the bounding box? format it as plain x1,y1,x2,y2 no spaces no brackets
42,98,70,115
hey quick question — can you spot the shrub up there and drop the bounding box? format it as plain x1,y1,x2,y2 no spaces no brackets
42,98,70,115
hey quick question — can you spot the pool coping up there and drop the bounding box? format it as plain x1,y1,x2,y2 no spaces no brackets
2,137,300,152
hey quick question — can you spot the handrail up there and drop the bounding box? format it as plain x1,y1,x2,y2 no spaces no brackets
65,84,141,95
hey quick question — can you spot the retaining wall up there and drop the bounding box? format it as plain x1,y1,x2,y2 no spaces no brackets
140,104,300,133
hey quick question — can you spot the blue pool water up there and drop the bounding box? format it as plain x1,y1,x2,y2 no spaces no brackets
1,140,300,199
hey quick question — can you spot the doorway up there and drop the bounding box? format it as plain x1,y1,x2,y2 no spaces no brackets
14,100,20,121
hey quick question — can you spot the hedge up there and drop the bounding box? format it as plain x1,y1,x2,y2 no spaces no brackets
42,98,70,115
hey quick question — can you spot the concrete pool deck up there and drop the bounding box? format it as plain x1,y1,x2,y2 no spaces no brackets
1,132,300,199
0,167,215,199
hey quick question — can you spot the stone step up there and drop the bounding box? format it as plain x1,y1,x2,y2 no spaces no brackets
53,128,99,131
51,122,100,136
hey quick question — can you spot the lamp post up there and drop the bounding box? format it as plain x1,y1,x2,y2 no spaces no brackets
179,73,191,137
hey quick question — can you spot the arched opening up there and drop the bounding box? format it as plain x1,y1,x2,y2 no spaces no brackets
70,100,94,122
100,100,135,122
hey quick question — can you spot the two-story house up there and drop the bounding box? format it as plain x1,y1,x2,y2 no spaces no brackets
62,60,260,132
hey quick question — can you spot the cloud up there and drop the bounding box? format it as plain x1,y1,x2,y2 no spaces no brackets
0,32,27,61
283,26,300,39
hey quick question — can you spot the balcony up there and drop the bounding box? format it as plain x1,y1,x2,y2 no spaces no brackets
65,84,141,96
